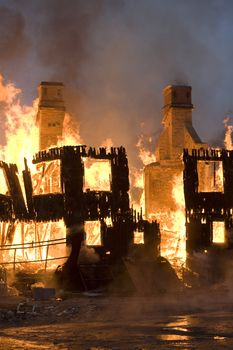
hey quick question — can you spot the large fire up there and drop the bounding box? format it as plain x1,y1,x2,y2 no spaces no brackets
0,76,69,270
146,174,186,274
133,135,186,269
0,76,114,270
3,74,230,276
0,75,188,273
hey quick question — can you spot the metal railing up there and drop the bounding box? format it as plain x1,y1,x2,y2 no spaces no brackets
0,237,68,271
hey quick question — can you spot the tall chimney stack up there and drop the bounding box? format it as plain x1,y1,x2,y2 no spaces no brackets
37,82,65,150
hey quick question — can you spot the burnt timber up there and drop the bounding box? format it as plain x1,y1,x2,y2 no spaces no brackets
183,148,233,253
0,145,161,291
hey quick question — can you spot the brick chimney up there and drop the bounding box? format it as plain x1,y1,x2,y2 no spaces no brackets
144,84,207,216
37,82,65,150
156,85,204,161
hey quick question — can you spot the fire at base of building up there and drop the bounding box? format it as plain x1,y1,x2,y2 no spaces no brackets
0,145,181,293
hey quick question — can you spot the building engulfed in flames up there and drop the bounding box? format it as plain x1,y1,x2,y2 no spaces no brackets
144,84,233,284
0,82,163,291
1,79,232,291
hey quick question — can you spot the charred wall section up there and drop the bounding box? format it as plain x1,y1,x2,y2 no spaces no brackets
0,146,160,263
183,148,233,253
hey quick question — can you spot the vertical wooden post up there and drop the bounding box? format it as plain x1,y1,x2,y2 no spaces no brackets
44,244,49,271
13,248,16,271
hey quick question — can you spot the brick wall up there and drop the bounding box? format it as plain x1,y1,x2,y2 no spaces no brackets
144,85,207,219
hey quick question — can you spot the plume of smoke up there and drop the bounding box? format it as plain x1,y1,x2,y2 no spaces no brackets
2,1,233,170
78,245,99,264
0,5,29,62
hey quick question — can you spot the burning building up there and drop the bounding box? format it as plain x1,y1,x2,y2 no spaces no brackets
142,83,233,285
143,85,209,266
0,81,165,293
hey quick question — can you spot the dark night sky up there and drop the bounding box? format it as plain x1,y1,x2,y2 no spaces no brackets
0,0,233,162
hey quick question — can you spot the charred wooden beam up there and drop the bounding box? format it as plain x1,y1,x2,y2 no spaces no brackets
183,148,233,253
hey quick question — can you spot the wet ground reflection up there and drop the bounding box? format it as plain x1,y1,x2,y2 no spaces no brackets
1,311,233,349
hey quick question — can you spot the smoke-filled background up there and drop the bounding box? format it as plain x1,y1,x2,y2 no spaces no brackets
0,0,233,164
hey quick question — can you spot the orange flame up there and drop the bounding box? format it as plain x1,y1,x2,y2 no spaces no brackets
130,134,156,213
0,76,68,269
0,75,39,168
224,117,233,150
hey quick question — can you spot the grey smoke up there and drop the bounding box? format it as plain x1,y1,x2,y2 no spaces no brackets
0,5,28,62
1,0,233,166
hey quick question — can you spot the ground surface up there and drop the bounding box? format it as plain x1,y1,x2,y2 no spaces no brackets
1,294,233,349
